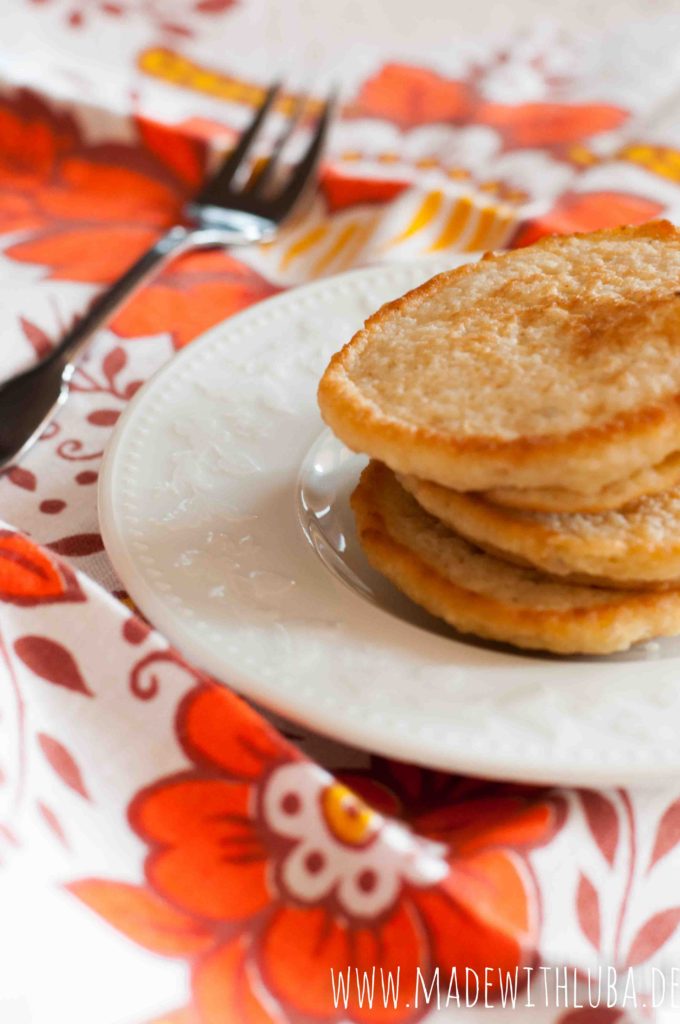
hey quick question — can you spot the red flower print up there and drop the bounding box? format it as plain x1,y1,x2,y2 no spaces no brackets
14,635,92,695
349,62,627,150
72,684,559,1023
340,758,562,850
320,167,411,213
512,192,666,247
0,91,277,348
476,102,628,150
349,64,471,131
0,93,203,278
0,531,84,605
111,249,280,349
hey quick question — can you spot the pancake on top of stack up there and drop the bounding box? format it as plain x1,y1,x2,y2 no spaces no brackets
317,222,680,655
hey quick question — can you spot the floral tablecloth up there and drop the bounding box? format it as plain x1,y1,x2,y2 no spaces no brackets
5,3,680,1023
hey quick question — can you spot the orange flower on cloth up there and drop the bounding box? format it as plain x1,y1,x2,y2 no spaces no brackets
0,92,204,278
349,62,628,149
349,63,471,131
0,89,278,347
319,166,411,213
0,530,84,606
111,249,280,349
338,758,562,853
512,191,665,247
71,683,560,1023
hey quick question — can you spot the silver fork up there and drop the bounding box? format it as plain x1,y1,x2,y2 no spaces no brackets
0,83,335,470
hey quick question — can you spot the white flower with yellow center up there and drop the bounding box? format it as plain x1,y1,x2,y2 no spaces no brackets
261,762,448,921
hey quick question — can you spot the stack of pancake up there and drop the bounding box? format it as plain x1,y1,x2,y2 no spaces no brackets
317,222,680,655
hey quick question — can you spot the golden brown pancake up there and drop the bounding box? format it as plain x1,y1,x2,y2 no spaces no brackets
320,222,680,494
400,471,680,588
352,462,680,655
482,449,680,513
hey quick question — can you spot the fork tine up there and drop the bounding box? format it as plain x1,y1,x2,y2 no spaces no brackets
196,81,282,206
269,92,338,219
250,91,308,196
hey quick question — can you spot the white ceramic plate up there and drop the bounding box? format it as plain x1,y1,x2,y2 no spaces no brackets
99,258,680,787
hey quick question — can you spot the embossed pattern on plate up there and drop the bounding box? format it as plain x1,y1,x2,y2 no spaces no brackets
99,258,680,787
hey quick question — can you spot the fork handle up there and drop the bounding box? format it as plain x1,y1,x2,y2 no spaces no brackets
49,225,237,367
